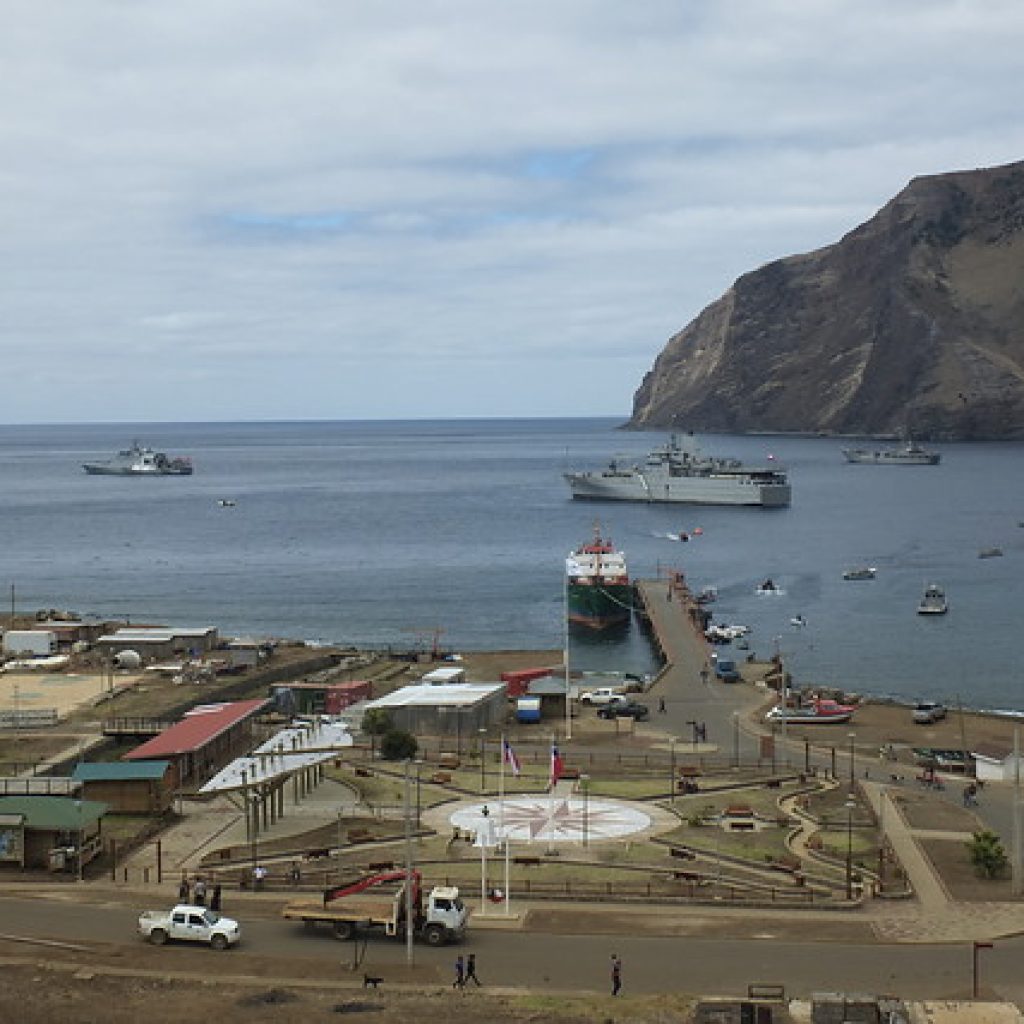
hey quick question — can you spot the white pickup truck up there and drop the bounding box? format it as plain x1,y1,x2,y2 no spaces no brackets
138,904,241,950
579,687,629,706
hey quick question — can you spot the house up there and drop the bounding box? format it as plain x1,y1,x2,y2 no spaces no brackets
0,795,107,872
72,760,175,814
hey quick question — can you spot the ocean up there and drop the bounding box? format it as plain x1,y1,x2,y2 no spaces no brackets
1,418,1022,711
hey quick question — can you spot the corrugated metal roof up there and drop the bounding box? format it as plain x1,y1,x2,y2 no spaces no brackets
364,683,503,710
0,796,107,829
72,760,171,782
124,699,269,760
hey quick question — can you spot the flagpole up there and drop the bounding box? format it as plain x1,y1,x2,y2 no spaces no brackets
500,734,510,916
564,563,572,740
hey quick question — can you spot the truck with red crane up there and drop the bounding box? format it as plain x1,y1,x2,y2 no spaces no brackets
281,869,468,946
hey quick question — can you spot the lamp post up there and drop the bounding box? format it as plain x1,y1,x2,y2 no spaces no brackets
848,731,856,792
845,795,856,900
669,738,677,805
686,719,698,751
75,799,84,882
415,759,423,831
403,760,414,966
774,636,787,765
479,729,487,794
580,775,590,848
732,712,739,769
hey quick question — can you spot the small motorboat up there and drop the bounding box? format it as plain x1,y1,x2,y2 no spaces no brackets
790,615,806,628
217,499,237,508
917,584,948,615
755,577,784,596
843,566,877,581
766,698,856,724
978,547,1003,559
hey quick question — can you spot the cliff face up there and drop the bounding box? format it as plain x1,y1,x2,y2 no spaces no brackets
629,160,1024,439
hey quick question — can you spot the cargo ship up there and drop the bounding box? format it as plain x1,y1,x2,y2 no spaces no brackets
565,526,632,629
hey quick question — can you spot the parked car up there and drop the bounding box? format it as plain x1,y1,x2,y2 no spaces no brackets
138,905,241,949
579,687,629,706
597,700,650,721
913,702,947,724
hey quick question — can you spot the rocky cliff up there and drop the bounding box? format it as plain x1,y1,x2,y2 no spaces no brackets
629,160,1024,439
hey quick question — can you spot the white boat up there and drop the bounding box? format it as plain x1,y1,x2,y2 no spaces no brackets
755,578,784,596
842,566,877,580
917,584,948,615
765,698,856,725
841,440,940,465
564,434,791,507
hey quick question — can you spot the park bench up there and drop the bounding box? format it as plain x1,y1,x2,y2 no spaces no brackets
560,767,580,780
431,771,451,784
513,855,541,867
347,828,372,843
669,846,696,860
438,753,460,770
354,767,372,778
367,860,394,872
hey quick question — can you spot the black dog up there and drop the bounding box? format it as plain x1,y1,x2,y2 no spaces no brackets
363,973,383,990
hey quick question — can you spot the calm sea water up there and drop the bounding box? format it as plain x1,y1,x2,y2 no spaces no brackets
1,419,1022,711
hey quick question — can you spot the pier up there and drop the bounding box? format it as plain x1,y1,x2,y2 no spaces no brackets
634,574,766,760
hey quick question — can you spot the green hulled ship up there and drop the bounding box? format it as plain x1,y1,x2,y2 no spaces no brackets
565,526,632,630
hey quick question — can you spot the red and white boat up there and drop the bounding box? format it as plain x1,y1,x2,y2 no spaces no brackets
765,698,856,724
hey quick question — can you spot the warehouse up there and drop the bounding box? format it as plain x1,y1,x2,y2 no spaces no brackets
361,682,506,751
95,626,219,661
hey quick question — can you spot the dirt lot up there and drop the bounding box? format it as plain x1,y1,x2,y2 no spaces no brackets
0,945,696,1024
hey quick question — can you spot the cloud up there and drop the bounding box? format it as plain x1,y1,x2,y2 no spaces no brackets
2,1,1023,422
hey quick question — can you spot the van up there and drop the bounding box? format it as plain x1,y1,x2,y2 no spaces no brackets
714,658,740,683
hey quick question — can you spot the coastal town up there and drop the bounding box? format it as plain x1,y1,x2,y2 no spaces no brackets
2,571,1024,1023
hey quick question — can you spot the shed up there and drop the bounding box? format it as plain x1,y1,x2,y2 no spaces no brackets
972,743,1024,783
421,666,466,685
72,760,174,814
123,699,268,786
515,697,542,724
280,679,372,716
527,674,568,718
0,795,107,872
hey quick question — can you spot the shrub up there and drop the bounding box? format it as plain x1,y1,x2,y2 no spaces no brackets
967,829,1008,879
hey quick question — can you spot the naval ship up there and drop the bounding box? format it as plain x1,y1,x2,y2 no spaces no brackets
82,441,194,476
564,434,791,507
841,439,940,465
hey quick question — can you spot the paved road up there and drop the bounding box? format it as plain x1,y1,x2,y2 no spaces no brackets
3,894,1023,1003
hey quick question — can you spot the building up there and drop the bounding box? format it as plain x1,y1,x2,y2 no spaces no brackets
0,795,107,872
274,679,373,716
72,760,175,814
361,683,506,750
95,626,219,661
972,743,1024,783
123,699,269,787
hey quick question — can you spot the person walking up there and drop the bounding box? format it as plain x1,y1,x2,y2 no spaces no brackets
193,877,207,906
452,954,465,989
465,953,481,987
610,953,622,996
178,874,190,903
658,696,666,714
210,883,222,912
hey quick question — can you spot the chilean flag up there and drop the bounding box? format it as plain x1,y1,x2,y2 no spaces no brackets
503,739,521,777
549,741,564,789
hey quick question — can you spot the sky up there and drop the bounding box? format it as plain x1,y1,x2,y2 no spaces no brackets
3,1,1024,424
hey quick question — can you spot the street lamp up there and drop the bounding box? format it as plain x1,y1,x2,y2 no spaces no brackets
669,738,677,805
479,728,487,793
580,774,590,848
686,719,698,751
75,799,84,882
848,731,856,791
845,795,857,900
732,712,739,769
403,760,414,966
414,759,423,830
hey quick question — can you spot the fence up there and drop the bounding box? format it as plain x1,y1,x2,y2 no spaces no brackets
0,709,58,730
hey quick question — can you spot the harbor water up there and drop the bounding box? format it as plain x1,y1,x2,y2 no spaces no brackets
0,418,1022,711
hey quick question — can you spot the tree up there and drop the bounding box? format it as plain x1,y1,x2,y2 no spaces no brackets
361,708,393,760
380,729,418,761
967,829,1008,879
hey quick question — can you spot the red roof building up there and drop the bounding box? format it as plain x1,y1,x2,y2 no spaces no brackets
124,699,268,788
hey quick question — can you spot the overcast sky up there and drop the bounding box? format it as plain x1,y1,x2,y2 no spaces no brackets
3,1,1023,424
